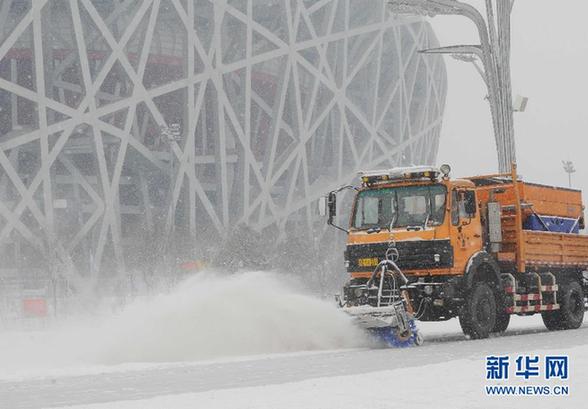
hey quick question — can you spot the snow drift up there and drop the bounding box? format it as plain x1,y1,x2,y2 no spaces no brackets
0,271,369,372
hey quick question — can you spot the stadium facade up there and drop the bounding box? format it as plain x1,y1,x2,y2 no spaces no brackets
0,0,446,290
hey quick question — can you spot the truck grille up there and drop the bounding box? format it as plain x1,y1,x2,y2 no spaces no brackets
345,239,453,272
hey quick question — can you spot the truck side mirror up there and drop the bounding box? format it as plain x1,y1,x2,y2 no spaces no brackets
463,191,477,216
327,192,337,224
464,198,476,216
318,196,327,217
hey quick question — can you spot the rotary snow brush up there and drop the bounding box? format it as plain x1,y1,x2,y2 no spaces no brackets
338,259,423,348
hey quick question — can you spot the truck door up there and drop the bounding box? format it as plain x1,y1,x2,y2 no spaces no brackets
451,189,483,271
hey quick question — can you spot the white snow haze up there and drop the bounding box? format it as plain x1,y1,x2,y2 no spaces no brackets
0,271,368,377
2,2,588,408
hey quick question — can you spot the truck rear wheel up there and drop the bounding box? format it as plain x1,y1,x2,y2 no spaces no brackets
541,311,562,331
542,280,584,331
459,282,496,339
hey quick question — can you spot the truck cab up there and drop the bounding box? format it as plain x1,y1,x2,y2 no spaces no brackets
347,168,481,280
323,164,588,339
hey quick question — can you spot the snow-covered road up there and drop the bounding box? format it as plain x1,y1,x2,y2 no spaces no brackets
2,316,586,409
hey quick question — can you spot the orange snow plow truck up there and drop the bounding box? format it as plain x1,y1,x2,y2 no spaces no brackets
322,164,588,339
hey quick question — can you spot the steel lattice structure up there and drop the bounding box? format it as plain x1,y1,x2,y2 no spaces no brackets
0,0,446,288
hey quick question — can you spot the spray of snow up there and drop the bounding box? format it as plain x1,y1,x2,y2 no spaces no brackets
92,271,368,363
0,271,369,374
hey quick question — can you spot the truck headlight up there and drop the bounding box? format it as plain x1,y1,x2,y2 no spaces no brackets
424,285,433,295
354,287,365,297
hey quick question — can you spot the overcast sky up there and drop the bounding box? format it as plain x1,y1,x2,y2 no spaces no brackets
428,1,588,197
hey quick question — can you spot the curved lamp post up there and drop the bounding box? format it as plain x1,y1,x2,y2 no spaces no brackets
388,0,516,172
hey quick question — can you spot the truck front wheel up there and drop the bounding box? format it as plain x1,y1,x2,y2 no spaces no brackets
492,309,510,333
542,280,584,331
459,282,497,339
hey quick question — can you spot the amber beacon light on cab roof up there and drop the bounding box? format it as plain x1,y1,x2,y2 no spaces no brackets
319,164,588,345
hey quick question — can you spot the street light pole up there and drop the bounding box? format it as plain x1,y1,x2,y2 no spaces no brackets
388,0,516,173
161,123,182,231
160,123,182,274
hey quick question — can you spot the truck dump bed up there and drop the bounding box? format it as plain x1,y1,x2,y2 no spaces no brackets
469,173,588,272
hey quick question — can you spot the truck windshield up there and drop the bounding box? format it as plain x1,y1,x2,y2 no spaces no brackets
352,184,447,229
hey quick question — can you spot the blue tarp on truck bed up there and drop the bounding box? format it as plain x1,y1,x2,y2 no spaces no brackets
523,214,579,234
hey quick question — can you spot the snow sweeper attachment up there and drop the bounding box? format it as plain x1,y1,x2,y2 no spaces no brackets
338,258,423,347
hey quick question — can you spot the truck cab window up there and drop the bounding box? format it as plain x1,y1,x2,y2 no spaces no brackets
353,184,446,229
432,191,446,221
354,196,380,227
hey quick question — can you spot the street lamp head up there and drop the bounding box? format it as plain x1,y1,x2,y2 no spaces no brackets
387,0,438,17
388,0,460,17
562,160,576,174
388,4,428,16
451,53,478,62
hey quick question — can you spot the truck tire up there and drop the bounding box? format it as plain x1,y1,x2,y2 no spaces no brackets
542,280,584,331
541,311,562,331
492,309,510,333
459,282,496,339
